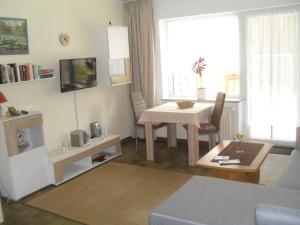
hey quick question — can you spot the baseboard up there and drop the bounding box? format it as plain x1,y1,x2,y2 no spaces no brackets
121,137,133,143
121,136,209,147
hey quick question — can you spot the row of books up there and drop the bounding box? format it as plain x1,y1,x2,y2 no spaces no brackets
0,64,55,84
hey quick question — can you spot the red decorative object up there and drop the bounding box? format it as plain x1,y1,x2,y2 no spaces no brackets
192,57,207,77
0,92,7,104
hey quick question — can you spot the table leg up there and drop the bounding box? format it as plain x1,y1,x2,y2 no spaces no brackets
167,123,177,148
145,121,154,161
188,124,199,166
0,198,3,223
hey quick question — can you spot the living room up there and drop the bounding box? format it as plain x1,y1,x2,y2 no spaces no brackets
0,0,300,224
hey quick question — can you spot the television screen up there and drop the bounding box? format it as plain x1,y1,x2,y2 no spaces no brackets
60,58,97,93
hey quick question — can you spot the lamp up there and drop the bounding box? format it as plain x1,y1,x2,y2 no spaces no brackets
0,92,7,117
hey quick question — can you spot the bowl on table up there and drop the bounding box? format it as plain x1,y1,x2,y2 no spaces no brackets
177,101,194,109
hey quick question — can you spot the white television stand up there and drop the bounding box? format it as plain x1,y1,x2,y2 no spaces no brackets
48,135,121,185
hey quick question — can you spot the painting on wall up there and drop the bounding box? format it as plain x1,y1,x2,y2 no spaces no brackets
0,18,29,55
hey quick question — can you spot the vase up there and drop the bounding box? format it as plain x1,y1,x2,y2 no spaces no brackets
197,88,206,99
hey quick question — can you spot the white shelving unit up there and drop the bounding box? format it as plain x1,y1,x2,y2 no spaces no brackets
0,76,55,86
48,134,122,185
0,112,50,201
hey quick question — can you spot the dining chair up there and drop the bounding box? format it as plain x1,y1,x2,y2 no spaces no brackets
184,92,226,150
130,91,167,151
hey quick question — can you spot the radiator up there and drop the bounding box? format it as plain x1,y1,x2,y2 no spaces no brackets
156,107,233,141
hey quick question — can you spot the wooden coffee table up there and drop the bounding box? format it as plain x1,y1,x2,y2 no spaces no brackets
196,140,273,183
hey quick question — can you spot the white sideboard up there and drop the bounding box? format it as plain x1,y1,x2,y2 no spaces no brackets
0,112,50,201
48,134,121,185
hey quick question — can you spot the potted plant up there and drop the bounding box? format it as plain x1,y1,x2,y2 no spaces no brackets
192,57,207,99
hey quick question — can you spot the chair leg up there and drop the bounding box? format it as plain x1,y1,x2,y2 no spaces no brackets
218,132,221,144
152,129,155,142
135,126,138,152
208,134,212,150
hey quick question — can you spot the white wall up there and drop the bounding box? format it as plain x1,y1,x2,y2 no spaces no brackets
0,0,133,151
154,0,300,19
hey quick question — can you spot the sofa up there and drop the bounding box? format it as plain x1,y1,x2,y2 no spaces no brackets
150,129,300,225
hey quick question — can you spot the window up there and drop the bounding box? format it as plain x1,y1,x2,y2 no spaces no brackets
247,11,299,141
159,15,240,99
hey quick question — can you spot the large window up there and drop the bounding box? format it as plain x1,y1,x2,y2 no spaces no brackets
247,11,299,141
159,15,240,99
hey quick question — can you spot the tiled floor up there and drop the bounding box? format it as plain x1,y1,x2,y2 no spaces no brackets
0,139,291,225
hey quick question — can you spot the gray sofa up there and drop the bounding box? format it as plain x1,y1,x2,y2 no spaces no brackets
150,130,300,225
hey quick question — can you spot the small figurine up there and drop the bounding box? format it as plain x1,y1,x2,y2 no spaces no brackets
7,106,21,116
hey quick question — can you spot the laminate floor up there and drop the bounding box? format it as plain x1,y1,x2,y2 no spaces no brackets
0,139,291,225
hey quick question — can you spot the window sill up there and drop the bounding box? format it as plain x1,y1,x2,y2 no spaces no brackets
161,97,245,103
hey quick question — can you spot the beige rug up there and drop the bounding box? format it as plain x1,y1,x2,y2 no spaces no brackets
260,153,290,186
26,162,192,225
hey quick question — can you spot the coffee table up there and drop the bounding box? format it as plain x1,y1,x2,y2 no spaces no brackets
196,140,273,183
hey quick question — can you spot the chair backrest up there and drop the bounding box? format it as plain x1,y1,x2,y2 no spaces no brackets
211,92,226,130
130,91,147,123
296,127,300,150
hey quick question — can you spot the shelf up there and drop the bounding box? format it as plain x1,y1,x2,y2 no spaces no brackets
57,153,122,185
92,152,122,167
48,135,122,185
0,76,55,86
63,163,92,182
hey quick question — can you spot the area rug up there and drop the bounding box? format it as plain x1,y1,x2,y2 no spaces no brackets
26,162,192,225
260,153,290,186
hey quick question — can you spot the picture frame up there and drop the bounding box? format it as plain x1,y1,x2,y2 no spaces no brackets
0,17,29,55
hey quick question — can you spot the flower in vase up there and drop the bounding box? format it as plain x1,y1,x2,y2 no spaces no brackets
192,57,207,88
192,57,207,77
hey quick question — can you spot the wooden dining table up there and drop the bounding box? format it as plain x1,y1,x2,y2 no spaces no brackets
138,102,213,166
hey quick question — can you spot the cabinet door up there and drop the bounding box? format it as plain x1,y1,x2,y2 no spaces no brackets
108,26,129,59
9,146,50,200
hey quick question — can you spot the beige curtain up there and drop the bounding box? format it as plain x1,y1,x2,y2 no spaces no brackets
125,0,156,107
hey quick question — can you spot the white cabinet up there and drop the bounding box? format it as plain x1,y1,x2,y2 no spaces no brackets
0,112,50,200
95,26,131,86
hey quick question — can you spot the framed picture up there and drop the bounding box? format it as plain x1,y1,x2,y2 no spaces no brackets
0,17,29,55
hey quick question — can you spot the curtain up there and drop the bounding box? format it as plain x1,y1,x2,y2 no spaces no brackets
125,0,156,107
246,10,300,141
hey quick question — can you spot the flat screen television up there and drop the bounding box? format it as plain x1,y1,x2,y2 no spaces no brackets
60,58,97,93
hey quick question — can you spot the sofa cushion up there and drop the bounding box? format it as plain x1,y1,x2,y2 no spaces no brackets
150,176,300,225
279,150,300,189
255,204,300,225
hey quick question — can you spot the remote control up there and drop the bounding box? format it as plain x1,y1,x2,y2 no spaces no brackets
214,156,230,161
219,159,240,165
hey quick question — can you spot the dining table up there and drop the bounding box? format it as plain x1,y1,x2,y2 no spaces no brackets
138,102,214,166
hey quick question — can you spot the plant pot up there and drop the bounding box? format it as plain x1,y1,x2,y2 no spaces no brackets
197,88,206,99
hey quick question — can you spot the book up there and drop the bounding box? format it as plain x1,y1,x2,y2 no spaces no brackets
39,69,54,74
7,65,14,82
25,64,31,80
8,63,19,82
0,65,3,84
39,73,54,79
15,64,21,82
0,65,7,84
32,65,39,80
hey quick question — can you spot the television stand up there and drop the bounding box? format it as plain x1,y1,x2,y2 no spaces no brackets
48,134,121,185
